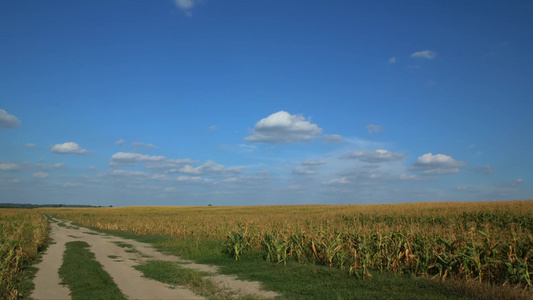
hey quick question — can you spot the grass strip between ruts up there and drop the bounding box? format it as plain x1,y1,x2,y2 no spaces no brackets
67,225,472,300
59,241,126,300
134,260,261,300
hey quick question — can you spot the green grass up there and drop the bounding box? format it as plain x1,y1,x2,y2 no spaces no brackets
112,241,139,253
59,241,126,300
66,225,473,299
135,260,239,299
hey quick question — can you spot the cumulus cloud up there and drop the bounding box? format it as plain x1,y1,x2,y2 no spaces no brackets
51,142,89,155
469,165,494,175
0,163,19,171
244,111,323,143
411,50,437,59
323,134,344,144
410,153,467,175
343,149,405,163
32,172,49,178
292,166,316,175
302,160,326,166
116,139,125,146
0,109,21,128
109,152,166,166
366,124,382,135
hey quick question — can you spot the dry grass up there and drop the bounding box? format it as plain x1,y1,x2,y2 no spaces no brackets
0,209,48,299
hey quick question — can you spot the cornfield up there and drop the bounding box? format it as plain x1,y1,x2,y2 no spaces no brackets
0,209,48,299
43,200,533,289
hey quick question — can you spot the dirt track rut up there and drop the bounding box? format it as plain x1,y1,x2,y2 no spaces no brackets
31,218,278,299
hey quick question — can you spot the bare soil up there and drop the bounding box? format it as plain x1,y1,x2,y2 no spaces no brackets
31,218,278,299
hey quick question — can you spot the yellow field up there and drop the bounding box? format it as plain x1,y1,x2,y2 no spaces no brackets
0,209,48,299
42,200,533,288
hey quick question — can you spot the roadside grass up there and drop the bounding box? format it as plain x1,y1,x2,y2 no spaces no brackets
59,241,126,300
112,241,139,254
70,226,476,300
135,260,247,300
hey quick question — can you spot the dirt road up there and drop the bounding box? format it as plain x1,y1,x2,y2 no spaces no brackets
31,218,278,300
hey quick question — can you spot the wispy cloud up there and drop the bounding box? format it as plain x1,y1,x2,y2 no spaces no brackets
116,139,125,146
366,124,382,135
132,142,157,149
323,134,344,144
174,0,196,16
110,152,166,166
0,163,20,171
388,57,396,64
342,149,405,163
32,172,49,179
469,165,494,175
411,50,437,59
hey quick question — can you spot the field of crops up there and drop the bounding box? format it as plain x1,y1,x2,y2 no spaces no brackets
0,209,48,299
43,200,533,290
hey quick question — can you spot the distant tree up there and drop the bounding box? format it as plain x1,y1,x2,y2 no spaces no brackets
208,204,213,207
109,205,113,208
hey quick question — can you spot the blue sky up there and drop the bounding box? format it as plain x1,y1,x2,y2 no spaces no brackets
1,0,532,206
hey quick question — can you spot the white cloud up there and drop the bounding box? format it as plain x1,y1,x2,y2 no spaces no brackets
52,163,66,169
399,173,420,181
366,124,382,135
132,142,157,149
146,158,197,170
32,172,49,179
26,143,36,148
0,109,21,128
0,163,19,171
323,134,344,144
410,153,466,175
343,149,405,163
174,0,195,16
388,57,396,64
176,176,213,184
513,178,523,184
116,139,125,146
51,142,89,155
107,170,148,177
411,50,437,59
244,111,323,143
175,0,195,9
62,182,81,187
109,152,166,166
302,160,326,166
323,177,349,185
208,125,217,131
469,165,494,175
292,166,316,175
171,160,243,177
